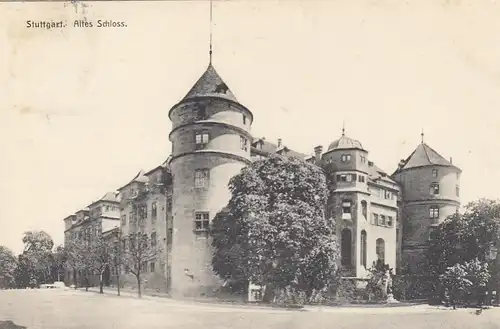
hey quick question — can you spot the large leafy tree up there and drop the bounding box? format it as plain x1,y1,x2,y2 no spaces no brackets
425,199,500,304
0,246,17,289
21,231,54,285
211,154,339,303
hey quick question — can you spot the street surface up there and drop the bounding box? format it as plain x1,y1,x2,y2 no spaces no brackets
0,289,500,329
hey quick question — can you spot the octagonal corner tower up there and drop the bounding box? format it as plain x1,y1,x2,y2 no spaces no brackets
168,63,253,298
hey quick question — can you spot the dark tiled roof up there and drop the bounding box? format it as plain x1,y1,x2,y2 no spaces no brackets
99,192,119,203
251,138,308,160
398,143,458,171
183,64,238,103
367,163,397,185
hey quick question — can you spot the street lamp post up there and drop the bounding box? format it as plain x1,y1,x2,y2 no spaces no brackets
487,244,498,306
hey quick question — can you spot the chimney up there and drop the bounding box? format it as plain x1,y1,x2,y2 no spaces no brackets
277,138,282,148
314,145,323,163
398,159,405,169
450,157,453,164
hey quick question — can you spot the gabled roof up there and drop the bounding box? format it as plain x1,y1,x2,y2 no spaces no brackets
118,170,149,191
183,64,238,103
251,138,308,160
98,192,119,203
398,143,459,172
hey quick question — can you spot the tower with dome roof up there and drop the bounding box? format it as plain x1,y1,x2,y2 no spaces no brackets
319,128,400,281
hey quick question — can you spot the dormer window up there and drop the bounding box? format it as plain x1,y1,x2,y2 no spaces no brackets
360,155,366,163
341,154,351,162
432,169,438,177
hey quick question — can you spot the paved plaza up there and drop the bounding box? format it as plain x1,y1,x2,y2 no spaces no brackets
1,289,499,329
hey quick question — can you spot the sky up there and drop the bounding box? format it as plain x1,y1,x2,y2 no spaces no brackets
1,0,500,255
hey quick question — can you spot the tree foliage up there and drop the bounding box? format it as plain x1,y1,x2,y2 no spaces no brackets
425,199,500,276
439,259,490,308
0,246,17,289
211,154,340,303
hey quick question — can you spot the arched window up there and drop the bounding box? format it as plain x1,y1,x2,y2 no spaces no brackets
361,200,367,219
360,230,367,268
376,238,385,264
341,228,352,267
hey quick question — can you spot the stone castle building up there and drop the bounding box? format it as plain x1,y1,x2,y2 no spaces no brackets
63,61,461,298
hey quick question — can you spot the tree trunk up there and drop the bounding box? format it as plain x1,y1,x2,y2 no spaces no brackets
99,269,104,294
137,275,142,298
117,272,121,296
262,284,276,303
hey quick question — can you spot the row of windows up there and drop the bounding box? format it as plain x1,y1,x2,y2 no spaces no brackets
429,183,460,197
432,169,461,181
194,132,249,152
373,214,394,227
342,229,385,268
336,173,365,183
121,200,171,226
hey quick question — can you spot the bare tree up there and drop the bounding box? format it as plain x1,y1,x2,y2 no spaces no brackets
64,239,93,291
121,232,162,298
88,237,115,294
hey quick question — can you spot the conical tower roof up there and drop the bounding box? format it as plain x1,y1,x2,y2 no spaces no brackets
398,143,459,171
183,64,238,103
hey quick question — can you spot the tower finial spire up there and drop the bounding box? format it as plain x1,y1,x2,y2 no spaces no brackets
209,0,213,64
421,128,424,144
342,121,345,136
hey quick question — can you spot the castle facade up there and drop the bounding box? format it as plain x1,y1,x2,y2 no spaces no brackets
63,62,461,298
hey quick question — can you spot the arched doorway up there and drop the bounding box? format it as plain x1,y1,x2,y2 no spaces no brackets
341,228,352,267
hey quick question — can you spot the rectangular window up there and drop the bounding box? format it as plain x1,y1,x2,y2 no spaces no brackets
430,183,440,195
373,214,379,225
337,174,347,182
151,202,157,220
194,169,209,188
240,136,248,151
429,206,440,219
195,132,210,150
346,174,353,182
432,169,438,177
387,216,393,227
142,261,148,273
456,185,460,197
121,214,127,225
150,262,155,273
342,201,352,214
243,114,246,125
358,175,365,183
194,212,210,231
341,154,351,162
380,215,386,226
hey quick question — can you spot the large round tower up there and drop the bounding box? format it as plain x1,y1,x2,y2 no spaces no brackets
392,139,461,273
168,63,253,297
